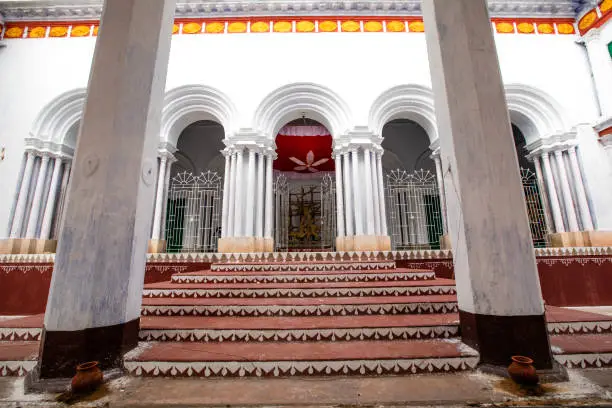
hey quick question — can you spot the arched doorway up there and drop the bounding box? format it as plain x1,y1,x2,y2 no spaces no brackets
381,119,444,250
273,118,336,252
512,124,551,247
164,120,225,253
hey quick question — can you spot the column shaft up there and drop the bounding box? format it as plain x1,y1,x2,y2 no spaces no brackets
160,158,173,241
245,150,256,236
532,156,554,236
376,152,388,236
10,152,35,238
227,152,237,237
423,0,553,370
433,155,449,234
264,154,274,238
363,149,376,235
54,162,72,240
554,150,579,232
342,153,354,236
256,153,265,237
568,147,594,230
351,150,364,235
6,153,28,237
334,155,346,237
585,32,612,117
26,155,51,238
234,150,245,236
541,152,565,233
221,153,231,238
370,151,381,235
39,158,63,240
39,0,176,379
151,156,168,240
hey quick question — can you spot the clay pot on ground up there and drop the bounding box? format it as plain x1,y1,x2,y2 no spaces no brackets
71,361,103,394
507,356,539,386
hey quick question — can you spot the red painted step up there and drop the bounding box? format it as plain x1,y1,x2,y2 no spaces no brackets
145,279,456,290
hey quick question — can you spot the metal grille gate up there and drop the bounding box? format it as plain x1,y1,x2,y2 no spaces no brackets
165,171,222,253
274,174,289,252
521,168,550,248
385,169,444,250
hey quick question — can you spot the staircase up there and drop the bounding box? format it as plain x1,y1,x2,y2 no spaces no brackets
125,259,480,377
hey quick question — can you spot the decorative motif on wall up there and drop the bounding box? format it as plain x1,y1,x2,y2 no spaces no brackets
1,17,578,40
578,0,612,35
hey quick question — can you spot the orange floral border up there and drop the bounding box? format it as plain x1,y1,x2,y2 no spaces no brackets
1,17,579,40
578,0,612,35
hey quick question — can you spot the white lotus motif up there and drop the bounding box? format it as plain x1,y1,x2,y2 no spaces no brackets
289,150,330,172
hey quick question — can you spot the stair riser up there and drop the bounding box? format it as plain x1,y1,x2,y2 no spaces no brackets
0,361,37,377
548,321,612,335
0,328,42,341
141,302,460,317
138,326,460,342
211,262,396,272
142,286,456,299
172,273,435,284
124,357,479,378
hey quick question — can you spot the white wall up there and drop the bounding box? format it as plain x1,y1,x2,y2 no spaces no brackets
0,29,604,235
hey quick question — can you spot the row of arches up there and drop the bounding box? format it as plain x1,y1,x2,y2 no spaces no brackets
30,82,568,150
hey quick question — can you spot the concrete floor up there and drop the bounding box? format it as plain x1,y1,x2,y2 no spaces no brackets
0,369,611,407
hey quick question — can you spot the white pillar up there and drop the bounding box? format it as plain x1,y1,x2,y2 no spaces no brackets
433,154,449,234
370,151,381,235
351,149,364,235
256,152,265,237
54,162,72,239
227,152,237,237
376,152,388,236
342,153,354,236
39,157,63,240
423,0,553,370
6,153,28,237
25,154,51,238
334,154,346,237
234,149,245,236
151,155,168,240
39,0,176,379
584,30,612,117
159,157,173,242
244,149,256,236
221,152,231,238
363,149,376,235
264,154,274,238
532,155,554,236
554,150,580,232
567,146,594,231
10,152,36,238
541,152,565,233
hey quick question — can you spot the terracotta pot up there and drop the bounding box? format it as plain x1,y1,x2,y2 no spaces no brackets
507,356,539,386
71,361,103,394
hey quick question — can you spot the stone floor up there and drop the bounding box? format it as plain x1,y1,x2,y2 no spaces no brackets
0,368,611,407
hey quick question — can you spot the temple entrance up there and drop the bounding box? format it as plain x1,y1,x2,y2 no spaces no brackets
273,119,336,252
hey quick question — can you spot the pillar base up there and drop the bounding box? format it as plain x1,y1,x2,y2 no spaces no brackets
35,239,58,254
336,235,391,251
19,238,38,254
218,237,273,253
440,235,452,250
0,239,59,254
582,231,612,247
459,310,556,371
0,239,22,254
37,318,139,379
147,239,167,253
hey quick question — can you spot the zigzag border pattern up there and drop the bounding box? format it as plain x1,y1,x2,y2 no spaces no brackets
172,271,435,284
142,286,457,299
211,262,396,272
0,328,42,341
0,361,37,377
124,356,479,378
548,321,612,335
140,301,460,317
554,353,612,369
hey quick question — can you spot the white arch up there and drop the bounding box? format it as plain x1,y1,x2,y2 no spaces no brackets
161,85,238,146
30,88,86,147
369,84,438,143
505,84,568,144
253,83,352,139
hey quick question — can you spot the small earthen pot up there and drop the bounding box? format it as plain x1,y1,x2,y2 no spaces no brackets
71,361,103,394
507,356,539,386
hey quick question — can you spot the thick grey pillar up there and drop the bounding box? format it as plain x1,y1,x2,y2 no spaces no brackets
39,0,175,379
423,0,554,371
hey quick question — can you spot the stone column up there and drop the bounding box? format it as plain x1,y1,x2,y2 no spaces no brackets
567,146,594,231
54,162,72,241
148,154,168,253
583,29,612,117
264,154,274,251
376,152,388,236
554,150,580,232
37,157,63,253
351,149,364,237
363,149,376,235
9,151,35,239
245,149,256,237
226,151,237,237
369,151,381,236
334,153,346,250
5,153,28,239
159,157,174,243
342,153,354,238
38,0,176,379
221,151,231,238
25,154,51,244
433,151,451,248
423,0,556,373
256,152,265,239
532,155,554,238
541,152,565,233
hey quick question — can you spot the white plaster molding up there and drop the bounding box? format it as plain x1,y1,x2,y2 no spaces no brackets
161,84,238,147
369,84,438,143
600,134,612,149
334,127,384,154
30,88,86,148
253,82,352,139
0,1,588,21
594,115,612,133
525,130,579,155
505,83,569,144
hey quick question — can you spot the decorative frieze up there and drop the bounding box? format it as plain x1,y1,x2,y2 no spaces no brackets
578,0,612,35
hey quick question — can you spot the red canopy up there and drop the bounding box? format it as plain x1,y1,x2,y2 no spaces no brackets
274,126,335,173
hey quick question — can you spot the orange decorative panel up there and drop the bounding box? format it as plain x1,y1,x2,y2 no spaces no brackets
4,26,24,38
517,22,535,34
496,22,515,33
228,22,247,33
408,21,425,32
205,22,224,33
172,24,179,34
386,20,405,32
556,23,575,34
363,21,383,32
296,21,315,32
71,25,91,37
49,26,68,37
537,23,554,34
318,21,338,32
28,26,46,38
182,22,202,34
579,10,598,32
341,20,360,32
251,21,270,33
273,21,292,33
602,0,612,13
